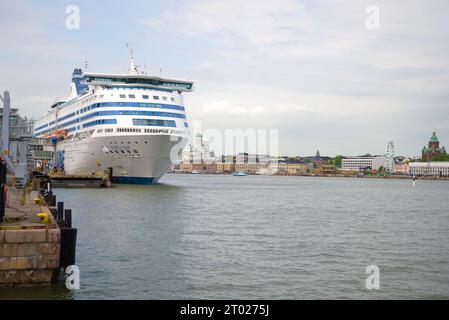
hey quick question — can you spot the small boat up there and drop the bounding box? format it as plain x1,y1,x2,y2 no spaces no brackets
191,170,200,174
232,171,247,176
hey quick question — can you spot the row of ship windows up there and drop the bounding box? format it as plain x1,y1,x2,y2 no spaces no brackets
97,128,187,135
35,104,186,132
66,119,117,132
106,86,173,92
54,89,172,111
50,84,177,115
37,118,188,136
81,87,176,103
117,94,176,102
77,111,186,122
68,119,178,131
63,119,178,129
86,77,192,90
109,129,170,135
76,102,184,115
109,149,140,155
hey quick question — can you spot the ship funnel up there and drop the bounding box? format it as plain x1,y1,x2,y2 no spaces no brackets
71,68,88,95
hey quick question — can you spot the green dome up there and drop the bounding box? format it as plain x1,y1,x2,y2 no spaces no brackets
430,132,439,143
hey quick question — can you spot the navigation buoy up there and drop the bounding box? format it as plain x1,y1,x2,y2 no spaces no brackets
412,175,417,187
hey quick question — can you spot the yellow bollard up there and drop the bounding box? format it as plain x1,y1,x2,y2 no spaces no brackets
37,213,49,223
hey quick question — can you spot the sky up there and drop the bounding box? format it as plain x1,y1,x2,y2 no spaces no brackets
0,0,448,157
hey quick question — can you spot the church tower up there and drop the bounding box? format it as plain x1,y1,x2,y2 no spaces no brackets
422,132,446,161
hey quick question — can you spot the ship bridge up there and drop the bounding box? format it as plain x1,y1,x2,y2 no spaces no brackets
82,72,194,92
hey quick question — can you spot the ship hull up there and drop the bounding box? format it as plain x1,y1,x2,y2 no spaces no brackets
56,134,185,184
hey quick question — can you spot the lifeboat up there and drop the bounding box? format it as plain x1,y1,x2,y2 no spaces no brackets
44,129,68,143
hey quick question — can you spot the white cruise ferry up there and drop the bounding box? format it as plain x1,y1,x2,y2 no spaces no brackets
34,58,193,184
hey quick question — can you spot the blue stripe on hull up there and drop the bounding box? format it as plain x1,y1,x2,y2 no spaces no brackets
112,176,158,185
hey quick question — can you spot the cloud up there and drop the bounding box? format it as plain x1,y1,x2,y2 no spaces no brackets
197,100,307,116
140,0,449,109
1,0,448,156
0,1,86,118
139,0,313,44
0,1,81,60
145,0,449,113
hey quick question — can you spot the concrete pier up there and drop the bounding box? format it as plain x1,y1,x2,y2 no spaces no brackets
0,188,60,287
50,172,111,188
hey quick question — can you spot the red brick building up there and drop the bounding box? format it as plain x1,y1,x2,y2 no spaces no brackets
422,132,447,161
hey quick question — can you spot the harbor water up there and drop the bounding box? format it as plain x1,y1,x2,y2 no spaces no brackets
1,174,449,299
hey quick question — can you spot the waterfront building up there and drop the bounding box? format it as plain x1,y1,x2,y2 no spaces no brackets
1,107,36,184
179,162,193,172
258,155,278,164
222,155,236,164
393,162,409,175
216,162,235,173
28,138,55,160
235,152,259,164
234,162,266,174
314,164,337,175
27,138,55,173
299,151,331,164
284,156,302,163
236,152,249,164
341,155,386,172
422,132,447,161
204,162,218,173
271,163,313,175
182,133,215,164
0,108,33,139
180,162,218,173
408,162,449,176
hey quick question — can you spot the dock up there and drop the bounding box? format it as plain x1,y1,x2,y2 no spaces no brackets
50,171,111,188
0,188,60,287
0,181,76,287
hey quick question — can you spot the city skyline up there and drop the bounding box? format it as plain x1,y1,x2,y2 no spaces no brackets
183,131,445,160
0,0,448,157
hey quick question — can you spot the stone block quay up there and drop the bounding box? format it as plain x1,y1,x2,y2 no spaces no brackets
0,188,61,287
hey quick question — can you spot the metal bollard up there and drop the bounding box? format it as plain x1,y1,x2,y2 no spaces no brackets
60,228,77,268
50,208,57,219
57,202,64,225
46,190,53,205
64,209,72,228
